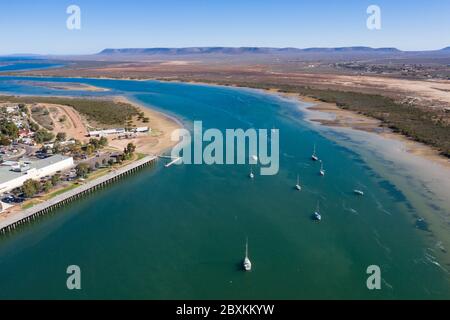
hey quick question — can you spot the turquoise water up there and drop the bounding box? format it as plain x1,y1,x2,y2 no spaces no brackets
0,58,63,72
0,77,449,299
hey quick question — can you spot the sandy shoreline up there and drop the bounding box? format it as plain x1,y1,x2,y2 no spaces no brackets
266,89,450,170
15,80,110,92
111,96,181,155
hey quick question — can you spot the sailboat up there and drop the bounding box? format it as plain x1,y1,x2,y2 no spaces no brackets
243,238,252,271
295,174,302,191
249,166,255,179
319,161,325,176
354,189,364,196
313,202,322,221
311,144,319,161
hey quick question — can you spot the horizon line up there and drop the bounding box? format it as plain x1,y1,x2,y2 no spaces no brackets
1,45,450,57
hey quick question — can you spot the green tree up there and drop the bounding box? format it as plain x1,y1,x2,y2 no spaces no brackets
18,104,27,113
51,174,61,186
0,134,11,146
126,142,136,154
29,122,39,132
89,138,100,149
22,179,40,198
76,163,90,178
34,129,54,143
86,144,95,155
56,132,67,142
43,180,53,193
52,142,62,154
99,136,108,147
0,121,19,139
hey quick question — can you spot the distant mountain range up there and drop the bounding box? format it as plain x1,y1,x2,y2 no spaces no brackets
98,46,450,56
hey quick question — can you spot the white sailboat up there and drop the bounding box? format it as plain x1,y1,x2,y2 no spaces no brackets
243,238,252,271
295,174,302,191
313,202,322,221
354,189,364,196
249,166,255,179
319,161,325,176
311,144,319,161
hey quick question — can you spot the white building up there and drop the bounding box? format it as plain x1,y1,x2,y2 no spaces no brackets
88,128,126,137
134,127,150,133
88,127,150,137
0,155,74,194
5,106,18,113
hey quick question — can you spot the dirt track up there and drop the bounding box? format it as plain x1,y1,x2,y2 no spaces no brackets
43,103,89,142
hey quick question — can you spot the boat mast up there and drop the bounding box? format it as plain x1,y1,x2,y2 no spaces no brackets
245,238,249,259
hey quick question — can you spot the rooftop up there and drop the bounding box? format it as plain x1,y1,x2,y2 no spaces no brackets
0,155,72,184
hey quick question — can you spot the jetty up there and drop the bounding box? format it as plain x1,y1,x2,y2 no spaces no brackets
159,155,182,168
0,156,157,235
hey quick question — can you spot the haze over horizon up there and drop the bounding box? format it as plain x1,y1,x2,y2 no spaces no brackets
0,0,449,55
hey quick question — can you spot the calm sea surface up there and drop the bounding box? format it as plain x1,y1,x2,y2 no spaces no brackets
0,58,63,72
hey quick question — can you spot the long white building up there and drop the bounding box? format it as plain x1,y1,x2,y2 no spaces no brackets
0,155,74,194
88,127,149,137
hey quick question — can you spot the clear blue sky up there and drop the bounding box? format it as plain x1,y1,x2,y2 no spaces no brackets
0,0,449,55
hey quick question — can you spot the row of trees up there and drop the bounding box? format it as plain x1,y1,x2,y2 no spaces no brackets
21,142,137,197
0,134,11,146
75,142,136,178
21,174,61,198
123,142,136,160
34,129,55,143
0,119,19,139
0,116,53,146
137,111,150,123
51,136,108,156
